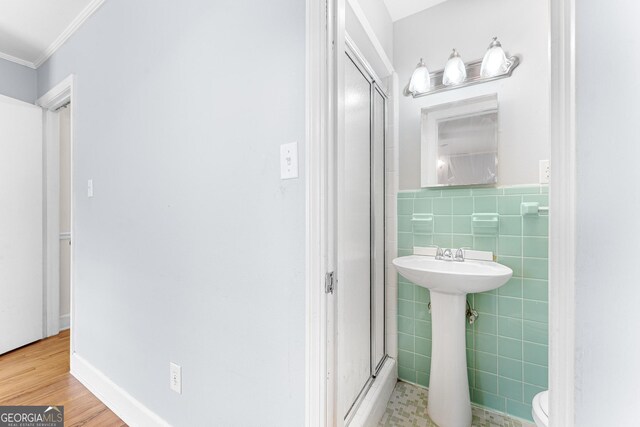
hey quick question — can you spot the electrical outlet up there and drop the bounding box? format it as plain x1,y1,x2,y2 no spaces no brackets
170,362,182,394
539,160,550,184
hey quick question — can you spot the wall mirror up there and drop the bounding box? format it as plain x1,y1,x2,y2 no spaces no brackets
421,94,498,187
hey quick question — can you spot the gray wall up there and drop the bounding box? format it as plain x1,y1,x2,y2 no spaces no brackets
37,1,306,426
0,57,36,103
394,0,550,190
575,1,640,425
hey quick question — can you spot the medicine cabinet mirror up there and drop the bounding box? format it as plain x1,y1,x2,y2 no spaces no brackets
421,94,499,187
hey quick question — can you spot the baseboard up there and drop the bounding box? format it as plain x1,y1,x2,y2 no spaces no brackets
71,353,171,427
59,314,70,331
349,357,397,427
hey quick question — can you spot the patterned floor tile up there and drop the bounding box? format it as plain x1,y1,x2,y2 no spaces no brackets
377,381,535,427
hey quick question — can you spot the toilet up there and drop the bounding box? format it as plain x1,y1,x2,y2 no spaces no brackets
532,390,549,427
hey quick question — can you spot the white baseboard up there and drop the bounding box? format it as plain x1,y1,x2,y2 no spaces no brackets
71,353,171,427
59,314,70,331
349,358,397,427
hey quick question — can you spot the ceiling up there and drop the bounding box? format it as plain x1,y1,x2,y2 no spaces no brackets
382,0,450,22
0,0,104,69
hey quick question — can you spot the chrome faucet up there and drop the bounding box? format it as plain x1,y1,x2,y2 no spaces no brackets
455,247,471,262
434,246,451,261
434,246,468,262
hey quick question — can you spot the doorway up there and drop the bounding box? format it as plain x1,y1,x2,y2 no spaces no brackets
38,75,75,351
305,0,576,425
0,77,74,354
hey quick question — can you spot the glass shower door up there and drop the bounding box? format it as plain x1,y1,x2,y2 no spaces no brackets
338,51,387,422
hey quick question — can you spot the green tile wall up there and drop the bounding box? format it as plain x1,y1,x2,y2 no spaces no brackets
396,185,549,422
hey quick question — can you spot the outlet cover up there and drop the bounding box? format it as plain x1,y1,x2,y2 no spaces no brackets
539,160,550,184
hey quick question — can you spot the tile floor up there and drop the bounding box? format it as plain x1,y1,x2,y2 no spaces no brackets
378,381,535,427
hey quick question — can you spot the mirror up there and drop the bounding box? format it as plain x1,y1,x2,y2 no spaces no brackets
421,94,498,187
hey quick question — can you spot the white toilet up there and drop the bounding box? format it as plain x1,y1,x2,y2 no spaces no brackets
532,390,549,427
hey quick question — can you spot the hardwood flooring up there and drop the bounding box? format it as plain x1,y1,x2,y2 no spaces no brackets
0,330,126,426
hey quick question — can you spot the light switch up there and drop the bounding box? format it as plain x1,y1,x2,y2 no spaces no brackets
280,142,298,180
87,179,94,198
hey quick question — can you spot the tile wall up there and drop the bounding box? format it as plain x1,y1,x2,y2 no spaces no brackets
396,185,549,421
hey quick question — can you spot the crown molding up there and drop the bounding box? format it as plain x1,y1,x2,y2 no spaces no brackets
33,0,106,68
0,50,36,69
0,0,105,70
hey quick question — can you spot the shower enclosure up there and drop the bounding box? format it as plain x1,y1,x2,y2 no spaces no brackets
337,49,388,424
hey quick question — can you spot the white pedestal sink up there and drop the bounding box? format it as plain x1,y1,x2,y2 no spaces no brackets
393,255,512,427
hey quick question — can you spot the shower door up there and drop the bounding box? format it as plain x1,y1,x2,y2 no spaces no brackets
338,51,386,422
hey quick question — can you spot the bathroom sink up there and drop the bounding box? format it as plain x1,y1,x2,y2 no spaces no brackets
392,255,512,294
392,254,512,427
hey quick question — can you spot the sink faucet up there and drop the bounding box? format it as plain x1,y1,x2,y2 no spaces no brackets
434,247,468,262
434,247,453,261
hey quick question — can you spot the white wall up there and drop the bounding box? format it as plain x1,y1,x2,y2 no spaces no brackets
574,1,640,425
394,0,550,190
358,0,393,59
0,57,36,103
348,0,393,62
37,1,306,426
346,0,394,91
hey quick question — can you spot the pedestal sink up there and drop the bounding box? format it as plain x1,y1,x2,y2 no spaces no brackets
393,255,512,427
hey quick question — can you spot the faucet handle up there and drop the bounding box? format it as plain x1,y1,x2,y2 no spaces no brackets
434,246,444,259
455,247,471,261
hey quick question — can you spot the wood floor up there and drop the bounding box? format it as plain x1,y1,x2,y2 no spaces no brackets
0,330,126,426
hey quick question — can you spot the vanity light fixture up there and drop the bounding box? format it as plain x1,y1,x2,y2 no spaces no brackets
404,37,519,98
442,49,467,86
408,58,431,95
480,37,509,78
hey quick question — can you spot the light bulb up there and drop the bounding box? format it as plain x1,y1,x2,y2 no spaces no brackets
443,49,467,86
409,58,430,95
481,37,508,78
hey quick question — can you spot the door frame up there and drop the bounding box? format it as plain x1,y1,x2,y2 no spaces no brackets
305,0,333,425
548,0,576,425
36,75,76,350
305,0,577,425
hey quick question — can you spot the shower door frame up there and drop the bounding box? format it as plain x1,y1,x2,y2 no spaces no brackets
338,46,388,424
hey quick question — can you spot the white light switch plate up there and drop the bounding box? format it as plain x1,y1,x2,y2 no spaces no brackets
170,362,182,394
280,142,298,180
87,179,94,198
539,160,550,184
